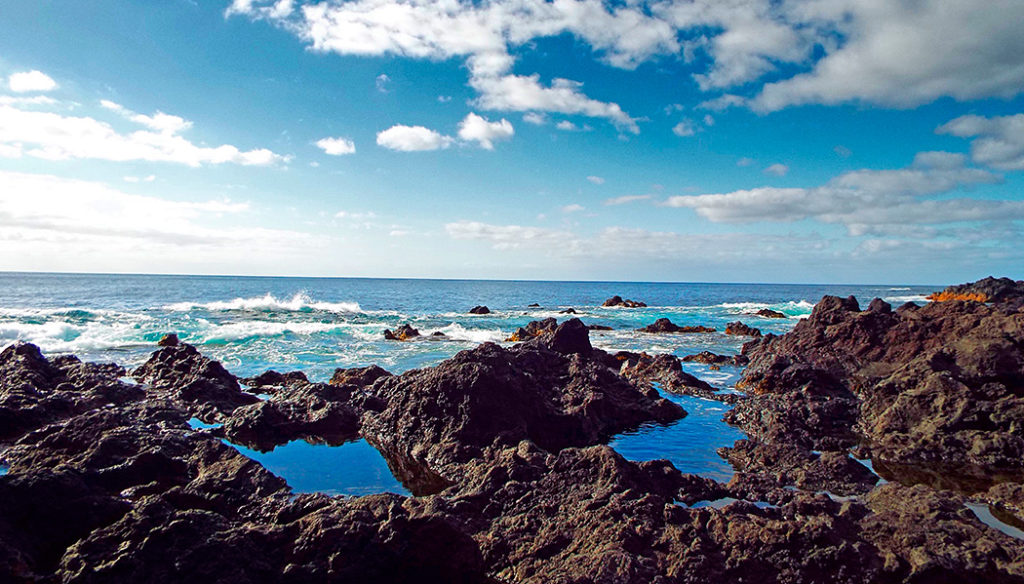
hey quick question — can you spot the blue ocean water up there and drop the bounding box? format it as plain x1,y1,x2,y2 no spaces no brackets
0,272,935,495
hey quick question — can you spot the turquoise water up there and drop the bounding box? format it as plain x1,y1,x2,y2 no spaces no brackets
0,272,934,495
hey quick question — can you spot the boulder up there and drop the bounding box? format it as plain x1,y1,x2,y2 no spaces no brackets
468,306,490,315
601,295,647,308
637,318,715,333
383,324,420,341
725,321,762,337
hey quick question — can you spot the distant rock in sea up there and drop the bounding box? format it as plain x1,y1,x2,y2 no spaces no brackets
468,305,490,314
725,321,762,337
602,295,647,308
637,318,715,333
383,324,420,341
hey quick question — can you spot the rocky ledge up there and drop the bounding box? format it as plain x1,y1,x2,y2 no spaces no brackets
2,289,1024,583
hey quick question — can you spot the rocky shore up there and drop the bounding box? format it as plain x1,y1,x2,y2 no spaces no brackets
2,283,1024,583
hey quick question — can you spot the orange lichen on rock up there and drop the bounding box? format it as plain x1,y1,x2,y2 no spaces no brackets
926,291,989,302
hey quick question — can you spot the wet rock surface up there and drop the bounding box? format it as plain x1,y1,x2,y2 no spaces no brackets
3,283,1024,584
383,323,420,341
724,320,762,337
637,318,716,334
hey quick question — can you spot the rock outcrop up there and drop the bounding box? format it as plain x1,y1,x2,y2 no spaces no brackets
383,324,420,341
601,295,647,308
637,318,716,333
725,321,762,337
928,276,1024,304
468,306,490,314
754,308,787,318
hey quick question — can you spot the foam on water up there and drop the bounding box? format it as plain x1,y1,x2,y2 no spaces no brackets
431,322,507,343
164,292,362,314
884,294,929,304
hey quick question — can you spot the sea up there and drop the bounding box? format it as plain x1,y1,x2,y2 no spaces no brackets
0,273,934,497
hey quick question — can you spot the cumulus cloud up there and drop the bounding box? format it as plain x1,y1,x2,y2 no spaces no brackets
562,203,584,213
315,136,357,155
8,70,58,93
586,175,604,185
230,0,1024,114
376,124,453,151
457,112,513,149
445,220,571,251
522,112,546,125
763,163,789,176
663,151,1009,229
937,113,1024,171
0,101,288,166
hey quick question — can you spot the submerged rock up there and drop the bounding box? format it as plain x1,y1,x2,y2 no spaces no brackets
637,318,715,333
601,295,646,308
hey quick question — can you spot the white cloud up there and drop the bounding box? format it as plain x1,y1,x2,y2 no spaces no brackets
375,73,391,93
101,100,192,134
763,163,789,176
228,0,1024,115
522,112,546,125
663,151,1008,228
604,194,651,206
335,210,377,219
457,112,513,149
736,157,755,167
672,119,696,137
556,120,578,131
586,175,604,185
703,114,714,127
438,95,452,103
316,136,357,155
376,124,453,151
937,114,1024,171
8,70,58,93
562,203,584,213
752,0,1024,111
445,220,571,251
123,175,156,183
0,101,288,166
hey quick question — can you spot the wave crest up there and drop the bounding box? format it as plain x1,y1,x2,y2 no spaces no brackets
164,293,361,314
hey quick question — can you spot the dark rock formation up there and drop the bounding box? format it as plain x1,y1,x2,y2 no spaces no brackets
637,318,715,333
754,308,786,318
329,364,392,388
383,324,420,341
223,382,361,451
359,334,683,490
527,303,541,307
725,321,762,337
615,351,720,399
601,295,647,308
156,333,179,347
558,308,577,314
506,317,558,342
132,343,258,421
682,351,749,367
586,324,613,331
242,370,308,390
928,276,1024,304
469,306,491,315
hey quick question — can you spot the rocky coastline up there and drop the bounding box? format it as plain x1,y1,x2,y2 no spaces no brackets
2,280,1024,583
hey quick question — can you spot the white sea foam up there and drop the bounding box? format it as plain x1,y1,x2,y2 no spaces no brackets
718,300,814,313
196,319,373,343
889,287,911,291
431,323,506,343
164,292,362,314
0,319,149,353
883,294,929,303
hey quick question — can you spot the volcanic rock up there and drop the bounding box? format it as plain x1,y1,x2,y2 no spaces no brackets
754,308,787,318
383,324,420,341
928,276,1024,304
601,295,647,308
682,351,749,367
725,321,762,337
637,318,715,333
132,343,258,421
329,364,392,388
156,333,179,347
242,370,308,389
506,317,558,342
616,351,719,399
469,306,491,315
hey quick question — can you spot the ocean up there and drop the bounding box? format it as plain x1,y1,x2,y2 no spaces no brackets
0,272,934,495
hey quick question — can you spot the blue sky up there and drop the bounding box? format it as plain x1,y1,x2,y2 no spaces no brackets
1,0,1023,284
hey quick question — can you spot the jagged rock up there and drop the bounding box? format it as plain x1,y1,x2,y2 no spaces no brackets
601,295,647,308
383,324,420,341
360,337,683,491
928,276,1024,304
242,370,308,389
329,365,392,388
156,334,179,347
506,317,558,342
223,382,362,451
637,318,715,333
754,308,786,318
616,351,719,399
681,351,749,367
468,306,490,315
559,308,578,314
587,324,613,331
725,321,762,337
720,440,878,497
132,344,257,421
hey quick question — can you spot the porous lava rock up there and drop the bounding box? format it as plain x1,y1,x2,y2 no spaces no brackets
383,324,420,341
601,295,647,308
637,318,715,333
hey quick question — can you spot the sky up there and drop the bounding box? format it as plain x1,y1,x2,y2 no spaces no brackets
1,0,1023,285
